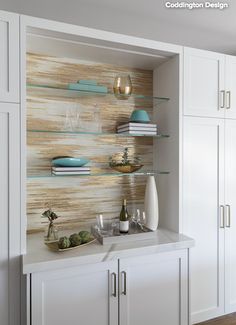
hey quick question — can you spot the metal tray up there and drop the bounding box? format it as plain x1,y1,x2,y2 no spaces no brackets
91,222,156,245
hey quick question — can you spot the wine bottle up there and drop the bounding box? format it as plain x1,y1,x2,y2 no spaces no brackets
119,199,129,233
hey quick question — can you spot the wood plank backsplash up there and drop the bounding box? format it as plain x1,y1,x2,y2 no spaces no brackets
27,53,154,233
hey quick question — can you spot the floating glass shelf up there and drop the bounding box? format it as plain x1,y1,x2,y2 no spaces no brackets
27,129,170,138
27,170,170,179
27,83,169,105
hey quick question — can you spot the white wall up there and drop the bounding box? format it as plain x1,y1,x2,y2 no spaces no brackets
1,0,236,54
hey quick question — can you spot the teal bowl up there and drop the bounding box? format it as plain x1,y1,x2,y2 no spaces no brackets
52,157,90,167
130,109,150,123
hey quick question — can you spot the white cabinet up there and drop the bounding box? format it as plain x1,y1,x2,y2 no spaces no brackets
225,56,236,119
183,116,225,323
184,49,236,120
0,11,19,103
225,119,236,313
32,261,118,325
183,48,225,118
0,103,21,325
31,250,190,325
183,117,236,322
119,250,189,325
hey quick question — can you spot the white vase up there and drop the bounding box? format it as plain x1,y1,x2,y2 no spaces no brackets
144,176,159,231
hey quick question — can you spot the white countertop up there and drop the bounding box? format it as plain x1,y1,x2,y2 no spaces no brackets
22,228,194,274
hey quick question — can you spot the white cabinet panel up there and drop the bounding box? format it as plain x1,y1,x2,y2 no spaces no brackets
225,56,236,119
183,117,225,323
0,11,19,103
119,250,188,325
184,48,224,118
0,103,21,325
32,261,118,325
225,119,236,313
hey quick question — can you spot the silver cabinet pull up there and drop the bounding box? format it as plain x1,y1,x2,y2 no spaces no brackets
226,91,231,109
121,271,127,295
220,205,225,228
220,90,225,109
111,272,117,297
226,205,231,228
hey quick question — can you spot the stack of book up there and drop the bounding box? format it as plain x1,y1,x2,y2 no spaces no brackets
51,166,91,176
117,122,157,135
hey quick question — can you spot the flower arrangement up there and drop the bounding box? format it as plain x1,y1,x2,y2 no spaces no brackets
42,209,60,242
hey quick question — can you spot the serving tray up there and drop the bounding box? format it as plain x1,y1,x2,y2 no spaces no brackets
91,223,156,245
45,237,96,252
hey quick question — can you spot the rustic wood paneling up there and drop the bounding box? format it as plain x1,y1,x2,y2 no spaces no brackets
27,53,154,233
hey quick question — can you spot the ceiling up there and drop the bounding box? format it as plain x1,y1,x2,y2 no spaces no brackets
2,0,235,54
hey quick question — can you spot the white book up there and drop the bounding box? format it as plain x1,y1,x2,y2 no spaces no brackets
118,122,157,129
117,130,157,135
52,171,91,175
52,166,91,171
117,126,157,132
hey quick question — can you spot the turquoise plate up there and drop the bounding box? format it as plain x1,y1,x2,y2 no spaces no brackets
52,157,90,167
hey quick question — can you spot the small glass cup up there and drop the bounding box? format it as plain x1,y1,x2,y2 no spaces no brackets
95,214,114,236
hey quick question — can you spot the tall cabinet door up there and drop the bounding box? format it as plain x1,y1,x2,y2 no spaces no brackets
31,261,118,325
119,250,189,325
225,55,236,119
225,119,236,313
0,103,21,325
0,11,19,103
183,48,225,118
183,117,225,323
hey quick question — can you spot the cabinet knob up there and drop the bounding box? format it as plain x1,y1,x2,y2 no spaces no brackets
226,91,231,109
219,205,225,228
111,272,117,297
220,90,225,109
226,205,231,228
121,271,127,295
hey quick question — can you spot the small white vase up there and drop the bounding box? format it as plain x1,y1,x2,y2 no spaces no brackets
144,176,159,231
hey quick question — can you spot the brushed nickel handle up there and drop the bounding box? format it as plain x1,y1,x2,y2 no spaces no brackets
226,91,231,109
226,205,231,228
111,272,117,297
121,271,127,295
220,205,225,228
220,90,225,109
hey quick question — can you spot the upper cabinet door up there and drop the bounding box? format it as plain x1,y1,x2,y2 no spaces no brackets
0,11,19,103
225,55,236,119
183,47,225,118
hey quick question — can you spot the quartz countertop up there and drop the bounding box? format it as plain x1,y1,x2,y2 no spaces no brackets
22,228,194,274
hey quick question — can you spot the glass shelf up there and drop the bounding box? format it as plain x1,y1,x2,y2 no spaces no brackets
27,129,169,138
27,170,170,179
27,83,170,105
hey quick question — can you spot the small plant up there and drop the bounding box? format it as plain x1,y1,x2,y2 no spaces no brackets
109,147,141,167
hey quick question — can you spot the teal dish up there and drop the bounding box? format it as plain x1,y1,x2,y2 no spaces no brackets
130,109,150,123
52,157,90,167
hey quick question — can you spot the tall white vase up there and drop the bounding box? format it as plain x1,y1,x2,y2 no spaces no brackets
144,175,159,231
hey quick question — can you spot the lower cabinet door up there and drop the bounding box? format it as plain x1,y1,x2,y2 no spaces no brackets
31,261,118,325
119,250,189,325
225,119,236,313
0,103,21,325
183,117,225,323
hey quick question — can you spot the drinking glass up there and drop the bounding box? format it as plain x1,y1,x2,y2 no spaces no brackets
113,74,132,99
